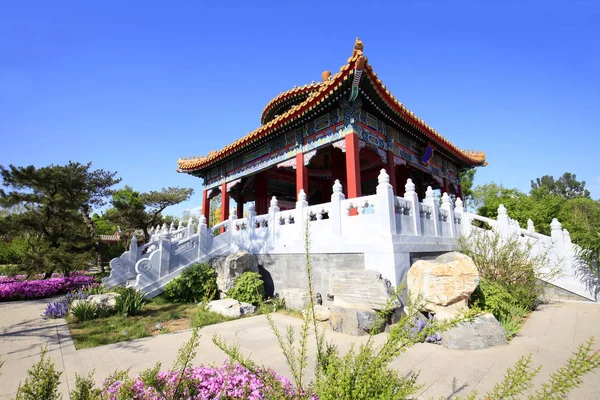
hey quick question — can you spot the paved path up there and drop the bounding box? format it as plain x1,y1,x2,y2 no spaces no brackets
1,300,599,399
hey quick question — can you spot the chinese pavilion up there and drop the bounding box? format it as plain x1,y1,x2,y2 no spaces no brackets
177,39,487,224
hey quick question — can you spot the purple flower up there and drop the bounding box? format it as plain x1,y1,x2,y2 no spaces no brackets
0,274,96,301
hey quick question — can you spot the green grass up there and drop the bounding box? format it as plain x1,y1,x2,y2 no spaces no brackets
68,295,202,349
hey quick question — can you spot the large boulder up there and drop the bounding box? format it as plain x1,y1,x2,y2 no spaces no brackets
329,306,386,336
213,252,259,295
72,292,120,311
329,269,399,311
442,313,508,350
407,252,479,317
314,305,330,322
206,298,256,319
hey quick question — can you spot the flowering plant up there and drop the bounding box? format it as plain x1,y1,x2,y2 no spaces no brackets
0,275,96,301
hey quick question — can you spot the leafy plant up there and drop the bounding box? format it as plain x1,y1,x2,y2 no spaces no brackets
43,288,89,319
114,287,146,316
227,271,265,305
164,262,218,303
71,301,99,322
70,371,101,400
14,347,62,400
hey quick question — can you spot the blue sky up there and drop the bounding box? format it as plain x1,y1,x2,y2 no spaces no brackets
1,0,599,217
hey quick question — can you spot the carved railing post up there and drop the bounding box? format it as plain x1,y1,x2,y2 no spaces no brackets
424,186,440,237
330,179,344,236
247,203,256,242
403,178,421,236
376,169,396,235
496,204,510,238
197,215,208,258
527,219,535,233
268,196,280,242
441,192,456,238
129,234,138,266
296,189,308,239
551,218,566,258
187,217,195,237
158,230,171,278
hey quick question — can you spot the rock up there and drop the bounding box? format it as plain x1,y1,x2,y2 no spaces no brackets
442,313,508,350
329,306,386,336
72,292,121,311
329,269,399,311
213,252,259,294
279,288,311,311
407,252,479,316
314,305,330,321
206,298,256,319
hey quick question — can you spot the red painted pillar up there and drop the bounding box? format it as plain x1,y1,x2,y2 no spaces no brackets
295,152,308,200
202,189,210,225
220,182,229,233
457,184,463,200
236,195,244,219
345,133,361,198
386,151,397,195
220,182,229,222
255,171,267,215
442,178,451,195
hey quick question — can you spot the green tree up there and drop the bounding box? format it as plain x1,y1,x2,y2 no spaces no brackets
108,186,193,242
0,162,120,276
558,197,600,244
530,172,590,199
459,168,476,208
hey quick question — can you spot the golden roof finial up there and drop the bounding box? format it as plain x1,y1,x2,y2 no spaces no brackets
322,70,331,82
352,37,364,58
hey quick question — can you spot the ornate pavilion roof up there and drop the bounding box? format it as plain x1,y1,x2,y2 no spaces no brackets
177,39,487,173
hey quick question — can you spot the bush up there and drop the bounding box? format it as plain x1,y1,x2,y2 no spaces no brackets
114,287,146,317
227,271,265,305
164,263,218,303
14,347,62,400
71,301,99,322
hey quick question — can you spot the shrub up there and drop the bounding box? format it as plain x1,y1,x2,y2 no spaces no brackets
70,371,101,400
164,263,218,303
71,301,99,322
114,287,146,317
227,271,265,305
14,347,62,400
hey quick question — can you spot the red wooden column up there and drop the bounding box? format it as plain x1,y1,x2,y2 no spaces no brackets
220,182,229,233
345,133,361,198
220,182,229,222
202,189,210,225
236,195,244,219
255,171,267,214
386,151,397,195
295,152,308,200
457,184,463,200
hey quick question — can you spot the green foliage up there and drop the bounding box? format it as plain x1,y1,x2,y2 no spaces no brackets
531,172,590,199
107,185,193,242
70,371,101,400
227,271,265,305
164,263,217,303
558,198,600,245
114,287,146,317
459,168,476,208
469,278,515,319
576,230,600,274
14,347,62,400
459,229,556,295
0,237,28,265
0,162,120,276
71,301,99,322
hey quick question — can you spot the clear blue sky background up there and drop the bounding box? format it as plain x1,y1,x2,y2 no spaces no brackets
1,0,599,217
